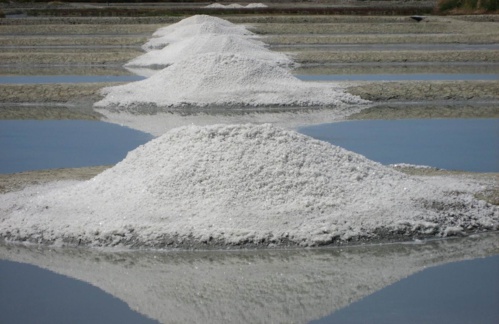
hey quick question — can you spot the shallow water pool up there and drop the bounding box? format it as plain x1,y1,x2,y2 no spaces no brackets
300,118,499,172
0,75,145,84
0,120,152,174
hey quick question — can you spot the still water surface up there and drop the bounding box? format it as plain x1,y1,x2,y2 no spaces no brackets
0,120,152,174
1,119,497,173
300,118,499,172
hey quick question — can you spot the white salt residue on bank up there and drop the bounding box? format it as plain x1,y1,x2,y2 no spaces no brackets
1,124,497,248
97,53,365,109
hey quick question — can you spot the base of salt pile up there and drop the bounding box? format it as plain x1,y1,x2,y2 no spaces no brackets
0,124,497,249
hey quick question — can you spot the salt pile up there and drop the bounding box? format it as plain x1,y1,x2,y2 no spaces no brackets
98,53,363,108
129,34,292,69
205,3,268,8
142,17,253,52
1,124,497,248
246,3,268,8
103,14,367,109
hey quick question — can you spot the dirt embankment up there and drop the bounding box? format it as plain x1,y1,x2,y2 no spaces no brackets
347,81,499,101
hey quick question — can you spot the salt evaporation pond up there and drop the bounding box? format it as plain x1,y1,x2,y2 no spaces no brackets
1,234,498,323
0,260,157,324
313,254,499,324
2,15,497,247
0,120,152,174
300,118,499,173
0,75,145,84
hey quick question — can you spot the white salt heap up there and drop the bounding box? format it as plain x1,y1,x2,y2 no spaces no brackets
142,18,253,52
129,34,292,69
153,15,237,37
101,14,366,109
98,53,363,108
1,124,497,248
205,3,268,8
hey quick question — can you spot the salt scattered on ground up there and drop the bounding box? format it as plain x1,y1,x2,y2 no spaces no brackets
1,124,497,248
130,34,292,69
98,52,365,108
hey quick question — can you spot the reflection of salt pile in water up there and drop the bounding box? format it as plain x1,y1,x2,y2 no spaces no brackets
97,53,362,108
1,124,496,248
129,35,292,69
142,16,253,52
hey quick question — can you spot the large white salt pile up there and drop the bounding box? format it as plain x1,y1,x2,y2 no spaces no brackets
129,34,292,69
142,18,253,52
99,53,364,108
1,124,497,248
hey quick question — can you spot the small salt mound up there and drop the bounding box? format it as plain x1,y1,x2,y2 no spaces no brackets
1,124,496,248
205,3,227,8
143,20,253,52
246,3,268,8
98,52,364,108
152,15,239,38
131,34,292,68
205,3,268,8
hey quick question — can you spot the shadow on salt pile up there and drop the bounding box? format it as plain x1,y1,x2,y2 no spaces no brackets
1,233,498,323
0,124,497,248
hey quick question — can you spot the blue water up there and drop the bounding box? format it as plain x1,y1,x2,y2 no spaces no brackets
312,255,499,324
0,120,152,174
0,260,158,324
296,73,499,81
0,75,145,84
299,119,499,172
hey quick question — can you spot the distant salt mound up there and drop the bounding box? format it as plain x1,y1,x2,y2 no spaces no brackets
1,124,496,248
143,20,253,52
131,34,292,68
152,15,238,38
205,3,268,8
246,3,268,8
98,53,364,108
205,3,226,8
